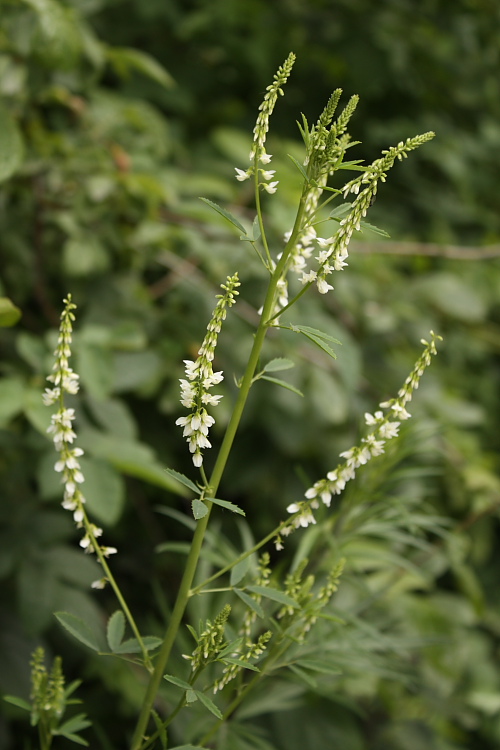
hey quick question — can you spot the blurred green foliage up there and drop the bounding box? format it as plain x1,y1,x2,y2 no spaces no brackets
1,0,500,748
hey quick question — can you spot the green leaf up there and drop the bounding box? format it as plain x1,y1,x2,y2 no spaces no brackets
55,612,101,652
164,468,201,494
3,696,31,711
287,153,309,181
289,324,340,360
107,610,125,652
0,377,25,427
106,47,174,88
0,106,24,182
230,557,251,586
295,658,342,675
263,358,295,373
113,636,162,654
155,541,191,555
199,197,246,234
234,589,265,618
169,745,209,750
56,733,89,747
288,663,317,688
78,457,125,526
164,674,193,691
358,219,390,238
56,714,92,735
221,657,260,672
260,376,304,398
194,690,223,719
289,324,342,345
0,298,22,327
245,585,299,609
210,497,245,516
192,498,209,520
328,203,352,219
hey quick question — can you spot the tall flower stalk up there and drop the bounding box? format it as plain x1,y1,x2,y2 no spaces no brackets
38,55,440,750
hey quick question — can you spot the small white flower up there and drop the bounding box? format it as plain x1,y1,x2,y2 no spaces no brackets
316,278,334,294
300,270,317,285
261,169,276,180
235,167,251,181
263,181,279,194
260,152,272,164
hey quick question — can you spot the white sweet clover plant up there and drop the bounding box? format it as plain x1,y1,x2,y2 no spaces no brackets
31,54,441,750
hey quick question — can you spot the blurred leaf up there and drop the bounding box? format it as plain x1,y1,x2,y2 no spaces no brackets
234,589,265,618
78,457,125,526
0,378,25,427
63,237,110,277
3,696,31,711
106,47,174,88
112,636,162,654
260,376,304,398
193,689,223,719
263,358,295,373
416,272,487,322
0,297,22,326
23,0,83,68
230,557,251,587
199,197,246,234
246,585,298,609
0,106,24,182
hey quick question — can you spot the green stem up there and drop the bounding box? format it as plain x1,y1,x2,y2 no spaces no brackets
191,517,291,596
130,182,310,750
85,517,153,671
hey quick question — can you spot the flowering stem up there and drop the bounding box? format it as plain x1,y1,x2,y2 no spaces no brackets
254,166,272,268
131,190,309,749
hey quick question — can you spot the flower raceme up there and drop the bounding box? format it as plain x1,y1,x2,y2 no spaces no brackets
43,296,116,588
280,333,441,537
176,273,240,468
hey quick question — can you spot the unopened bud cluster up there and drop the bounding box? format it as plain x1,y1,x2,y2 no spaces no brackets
234,52,296,195
176,274,240,467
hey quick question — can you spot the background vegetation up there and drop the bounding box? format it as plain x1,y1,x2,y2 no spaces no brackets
1,0,500,748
